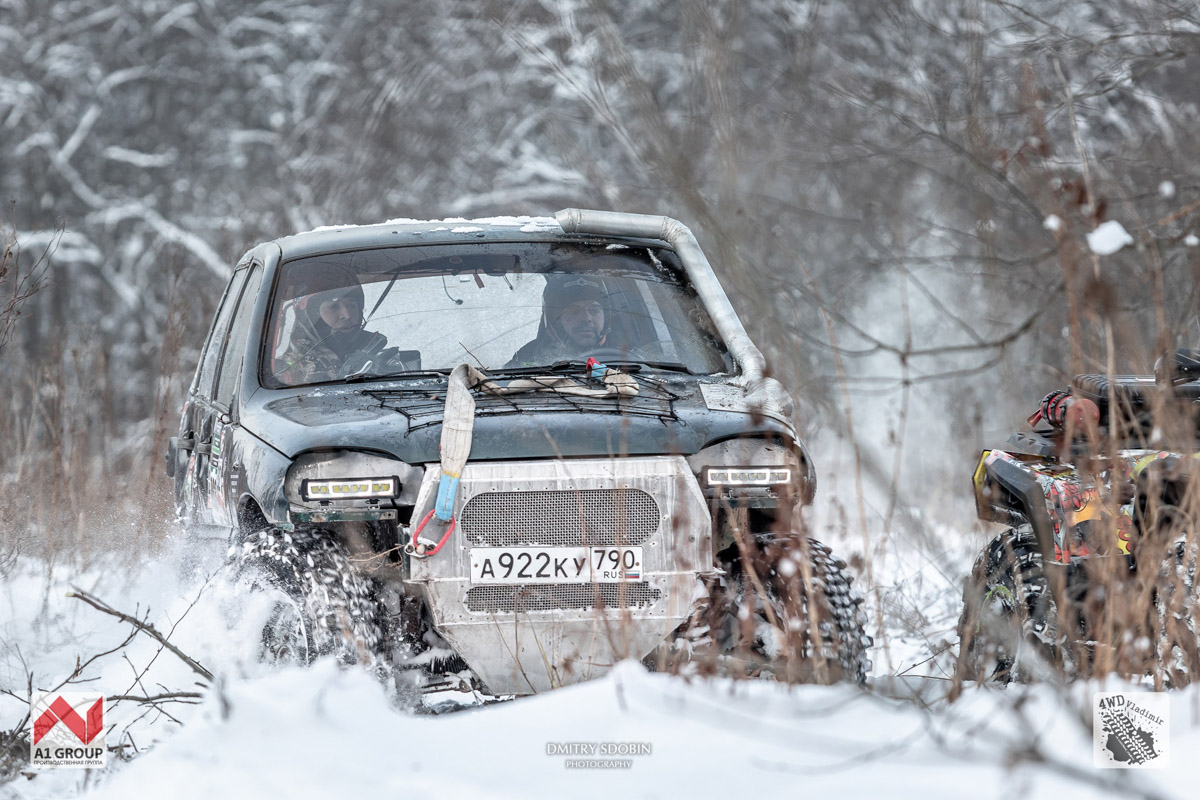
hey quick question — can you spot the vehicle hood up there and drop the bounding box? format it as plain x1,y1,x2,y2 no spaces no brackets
240,377,793,464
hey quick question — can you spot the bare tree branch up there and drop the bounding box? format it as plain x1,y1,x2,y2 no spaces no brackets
67,588,214,682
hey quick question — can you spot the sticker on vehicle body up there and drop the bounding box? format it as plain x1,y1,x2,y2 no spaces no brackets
699,383,750,413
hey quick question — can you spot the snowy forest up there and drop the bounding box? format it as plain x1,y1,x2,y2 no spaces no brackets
3,1,1200,797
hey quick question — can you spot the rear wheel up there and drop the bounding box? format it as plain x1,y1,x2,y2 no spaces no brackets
232,528,384,665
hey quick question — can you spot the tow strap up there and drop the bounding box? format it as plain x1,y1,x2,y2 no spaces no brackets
406,362,638,557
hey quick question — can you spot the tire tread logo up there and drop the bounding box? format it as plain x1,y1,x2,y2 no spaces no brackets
1093,692,1169,769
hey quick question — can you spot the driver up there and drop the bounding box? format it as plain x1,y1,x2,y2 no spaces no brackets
508,274,625,366
278,278,388,384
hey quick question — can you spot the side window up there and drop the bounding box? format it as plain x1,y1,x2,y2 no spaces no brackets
214,266,264,410
195,270,248,401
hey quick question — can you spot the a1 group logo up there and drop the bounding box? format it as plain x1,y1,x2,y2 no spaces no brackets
30,693,106,769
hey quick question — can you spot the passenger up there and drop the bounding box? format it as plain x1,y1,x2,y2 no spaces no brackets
508,274,627,367
278,279,388,384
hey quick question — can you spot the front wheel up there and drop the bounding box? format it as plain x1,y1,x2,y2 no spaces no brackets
231,528,384,665
1147,537,1200,687
667,537,872,684
955,528,1063,685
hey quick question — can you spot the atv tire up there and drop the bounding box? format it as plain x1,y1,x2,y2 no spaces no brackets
1148,537,1200,687
958,527,1200,688
233,528,384,665
956,527,1078,684
671,537,871,684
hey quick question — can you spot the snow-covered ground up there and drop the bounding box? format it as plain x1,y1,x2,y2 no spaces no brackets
1,437,1193,798
19,658,1200,800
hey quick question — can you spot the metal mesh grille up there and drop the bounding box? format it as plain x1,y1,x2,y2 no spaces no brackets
460,488,660,546
465,583,661,613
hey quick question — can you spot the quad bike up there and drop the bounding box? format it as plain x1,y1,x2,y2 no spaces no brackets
168,209,871,698
956,352,1200,687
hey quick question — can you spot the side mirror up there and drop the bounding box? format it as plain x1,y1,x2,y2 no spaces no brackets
1175,349,1200,376
165,436,194,478
1156,349,1200,384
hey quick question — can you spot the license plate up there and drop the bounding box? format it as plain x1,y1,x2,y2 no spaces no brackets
469,547,644,584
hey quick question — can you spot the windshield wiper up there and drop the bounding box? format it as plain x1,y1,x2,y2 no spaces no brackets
485,361,644,377
343,368,450,383
602,360,693,375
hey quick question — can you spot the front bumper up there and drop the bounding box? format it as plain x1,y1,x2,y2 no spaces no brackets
405,456,711,694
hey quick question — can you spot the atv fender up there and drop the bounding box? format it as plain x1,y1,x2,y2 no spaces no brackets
975,451,1057,565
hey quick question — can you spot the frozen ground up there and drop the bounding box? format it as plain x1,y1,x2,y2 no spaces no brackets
15,658,1200,800
0,435,1192,798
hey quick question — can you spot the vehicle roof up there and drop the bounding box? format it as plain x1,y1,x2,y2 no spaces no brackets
264,216,671,262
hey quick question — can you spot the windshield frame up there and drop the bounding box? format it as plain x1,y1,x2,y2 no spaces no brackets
257,239,734,390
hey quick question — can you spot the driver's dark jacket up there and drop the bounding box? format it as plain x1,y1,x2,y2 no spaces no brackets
278,315,387,384
506,332,626,367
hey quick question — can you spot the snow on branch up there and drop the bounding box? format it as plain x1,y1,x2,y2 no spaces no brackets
102,146,177,169
1086,220,1134,256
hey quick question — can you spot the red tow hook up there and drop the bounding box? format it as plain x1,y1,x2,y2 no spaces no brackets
406,509,457,557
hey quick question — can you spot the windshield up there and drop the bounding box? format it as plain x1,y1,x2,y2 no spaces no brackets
261,241,732,388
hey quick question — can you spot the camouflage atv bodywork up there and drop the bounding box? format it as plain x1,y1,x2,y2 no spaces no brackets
958,364,1200,686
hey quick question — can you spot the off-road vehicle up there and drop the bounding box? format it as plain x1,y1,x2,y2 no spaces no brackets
167,209,870,695
957,354,1200,687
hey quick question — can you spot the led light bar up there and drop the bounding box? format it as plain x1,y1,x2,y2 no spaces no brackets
303,477,399,501
705,467,791,486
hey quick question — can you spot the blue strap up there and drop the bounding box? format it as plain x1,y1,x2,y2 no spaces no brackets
435,475,459,521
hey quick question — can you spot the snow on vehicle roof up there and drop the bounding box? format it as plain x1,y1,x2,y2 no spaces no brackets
266,214,667,263
303,215,561,235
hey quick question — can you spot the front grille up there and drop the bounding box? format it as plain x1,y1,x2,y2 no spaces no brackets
460,488,660,547
465,583,661,613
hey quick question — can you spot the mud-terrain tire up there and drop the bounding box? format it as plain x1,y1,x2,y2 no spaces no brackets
958,527,1200,687
956,527,1069,684
671,538,871,684
232,528,384,665
1149,538,1200,686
